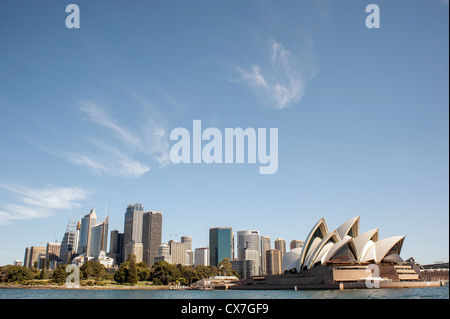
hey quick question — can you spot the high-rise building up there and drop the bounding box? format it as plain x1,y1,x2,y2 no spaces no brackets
290,240,304,251
110,230,124,265
266,249,282,275
194,247,209,267
124,242,143,263
231,260,255,279
24,246,46,268
123,203,144,262
209,227,233,267
274,238,286,256
90,215,109,259
46,242,61,264
158,243,170,256
260,236,271,275
142,211,162,267
237,230,260,275
60,216,79,264
78,208,97,256
237,230,260,260
181,236,192,251
169,240,187,265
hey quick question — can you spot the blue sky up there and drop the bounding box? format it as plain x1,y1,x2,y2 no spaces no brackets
0,0,448,266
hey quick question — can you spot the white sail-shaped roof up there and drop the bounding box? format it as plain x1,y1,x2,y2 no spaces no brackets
361,236,405,263
296,217,329,272
304,230,340,270
336,216,360,240
281,248,301,272
322,237,358,264
353,228,379,261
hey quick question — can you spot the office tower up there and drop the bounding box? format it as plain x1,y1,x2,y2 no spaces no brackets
24,247,31,268
237,230,260,275
78,208,97,256
158,243,170,256
237,230,260,260
181,236,192,251
46,242,61,264
123,203,144,261
194,247,209,267
60,215,79,264
124,242,143,263
209,227,233,267
231,260,255,279
24,246,46,268
181,236,193,265
90,215,109,259
274,238,286,256
155,243,172,263
186,250,194,265
266,249,282,275
290,240,304,251
169,240,187,265
142,211,163,267
110,230,124,265
260,236,271,275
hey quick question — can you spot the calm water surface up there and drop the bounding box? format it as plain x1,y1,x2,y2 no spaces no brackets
0,285,448,299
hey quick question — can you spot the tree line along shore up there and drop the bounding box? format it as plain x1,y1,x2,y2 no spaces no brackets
0,255,238,289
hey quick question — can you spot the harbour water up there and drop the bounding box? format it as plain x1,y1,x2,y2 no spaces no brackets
0,285,448,299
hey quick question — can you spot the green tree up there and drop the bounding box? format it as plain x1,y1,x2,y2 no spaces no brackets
113,254,138,285
150,260,181,285
195,265,218,279
7,265,33,283
80,261,106,280
52,264,68,284
137,262,151,281
127,255,138,285
217,258,238,277
177,264,200,286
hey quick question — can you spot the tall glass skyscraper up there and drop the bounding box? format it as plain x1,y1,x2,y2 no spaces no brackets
123,203,144,261
142,211,162,267
237,230,261,275
209,227,233,267
78,208,97,256
90,215,109,258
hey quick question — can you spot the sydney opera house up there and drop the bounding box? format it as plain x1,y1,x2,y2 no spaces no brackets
234,216,440,289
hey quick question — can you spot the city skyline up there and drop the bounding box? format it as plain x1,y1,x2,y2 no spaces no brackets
0,1,448,266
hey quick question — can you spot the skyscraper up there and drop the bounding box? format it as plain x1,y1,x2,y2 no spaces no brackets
209,227,233,267
274,238,286,256
46,242,61,265
78,208,97,256
24,246,46,268
110,230,124,265
60,216,79,264
123,203,144,261
142,211,163,267
260,236,271,275
266,249,282,275
181,236,192,251
90,215,109,259
237,230,261,275
194,247,209,267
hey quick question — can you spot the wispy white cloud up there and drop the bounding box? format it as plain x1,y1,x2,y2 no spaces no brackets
234,38,316,110
29,90,173,179
30,139,151,179
79,101,142,149
0,184,88,225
